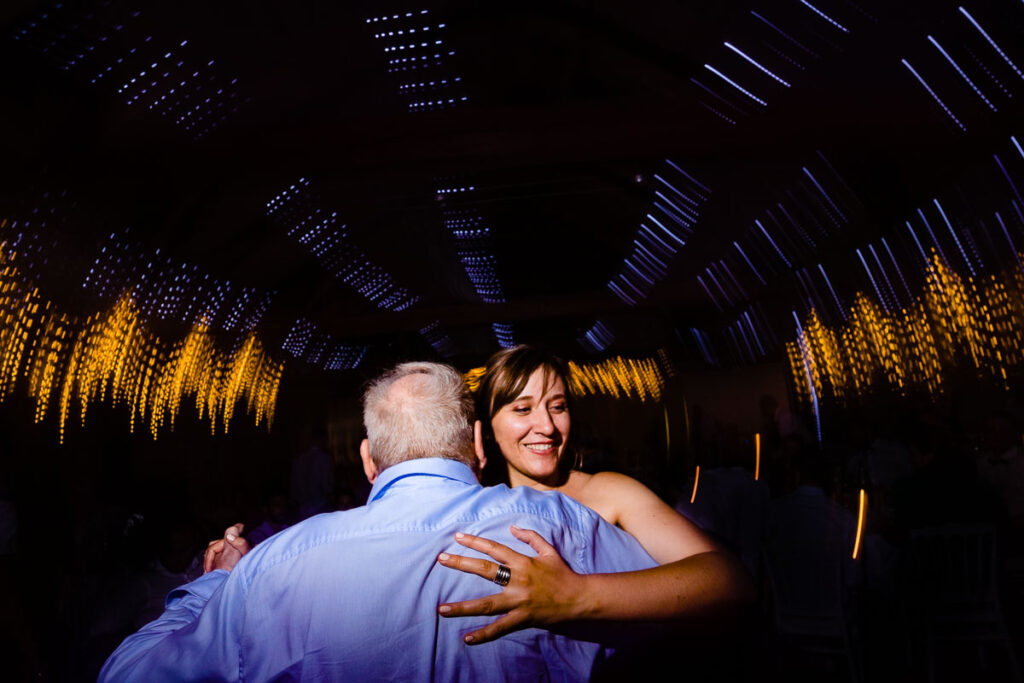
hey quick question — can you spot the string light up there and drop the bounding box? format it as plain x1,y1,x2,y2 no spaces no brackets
464,355,665,402
787,252,1024,404
0,246,282,443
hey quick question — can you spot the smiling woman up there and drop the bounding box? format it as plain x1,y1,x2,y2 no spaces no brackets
438,344,755,644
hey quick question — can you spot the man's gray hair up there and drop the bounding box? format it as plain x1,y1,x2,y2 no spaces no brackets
362,361,477,470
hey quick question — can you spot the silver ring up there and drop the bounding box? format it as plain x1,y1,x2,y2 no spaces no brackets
492,564,511,587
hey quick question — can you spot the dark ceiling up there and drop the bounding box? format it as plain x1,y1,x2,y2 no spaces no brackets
0,0,1022,372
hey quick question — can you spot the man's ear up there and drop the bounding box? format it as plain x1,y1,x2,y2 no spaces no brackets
473,420,487,476
360,438,379,484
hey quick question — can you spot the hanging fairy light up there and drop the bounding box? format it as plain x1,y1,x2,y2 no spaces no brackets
0,245,283,443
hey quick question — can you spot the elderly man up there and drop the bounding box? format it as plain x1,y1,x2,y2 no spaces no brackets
99,362,656,681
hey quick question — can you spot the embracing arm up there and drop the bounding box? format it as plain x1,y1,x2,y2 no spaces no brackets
438,476,754,643
99,525,250,682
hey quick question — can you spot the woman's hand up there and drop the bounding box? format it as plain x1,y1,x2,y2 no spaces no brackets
203,523,250,574
436,525,588,644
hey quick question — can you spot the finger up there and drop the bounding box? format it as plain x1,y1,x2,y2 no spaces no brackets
463,611,529,645
227,535,250,554
225,523,244,541
203,540,223,573
437,552,499,580
509,526,557,558
453,532,518,564
438,594,509,618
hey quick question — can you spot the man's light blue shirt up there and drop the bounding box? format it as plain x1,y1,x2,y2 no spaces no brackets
99,458,657,681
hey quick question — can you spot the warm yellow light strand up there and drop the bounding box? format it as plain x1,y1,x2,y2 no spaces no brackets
789,253,1024,403
0,246,283,443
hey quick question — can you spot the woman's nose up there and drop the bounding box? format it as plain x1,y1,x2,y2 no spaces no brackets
532,409,555,433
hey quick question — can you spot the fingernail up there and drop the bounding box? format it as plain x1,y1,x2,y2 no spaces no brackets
455,532,465,539
439,605,451,614
464,635,475,644
510,525,520,531
226,533,237,541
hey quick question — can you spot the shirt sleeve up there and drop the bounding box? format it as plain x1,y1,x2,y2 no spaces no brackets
98,569,247,682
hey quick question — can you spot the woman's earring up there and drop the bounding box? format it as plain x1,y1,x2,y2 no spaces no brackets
573,449,583,472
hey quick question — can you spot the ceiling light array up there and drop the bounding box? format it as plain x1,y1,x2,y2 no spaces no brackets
280,317,366,371
900,5,1022,134
578,320,614,354
442,208,505,303
692,1,867,125
367,9,467,112
12,6,246,140
82,229,273,336
0,247,281,443
607,160,710,306
420,320,454,357
438,182,514,349
686,153,859,366
491,323,516,349
266,179,418,312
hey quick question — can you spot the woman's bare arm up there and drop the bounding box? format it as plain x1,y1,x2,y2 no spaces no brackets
437,477,755,644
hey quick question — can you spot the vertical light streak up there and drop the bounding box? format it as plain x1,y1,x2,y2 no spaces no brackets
756,219,792,267
704,64,768,106
799,0,850,33
697,275,724,311
852,489,867,559
735,242,767,285
665,159,712,196
906,220,930,265
690,465,700,504
655,203,695,234
793,311,822,445
608,281,638,305
1013,136,1024,161
721,261,749,300
818,264,848,321
754,432,761,480
994,154,1024,206
958,6,1024,80
802,168,847,222
927,35,997,111
707,264,736,306
917,208,951,266
750,10,817,56
724,42,791,86
933,199,976,276
634,241,668,270
882,238,915,302
870,244,901,308
995,211,1024,275
901,59,966,131
654,177,699,208
647,214,687,247
640,225,676,257
744,310,767,356
857,249,890,312
664,405,671,462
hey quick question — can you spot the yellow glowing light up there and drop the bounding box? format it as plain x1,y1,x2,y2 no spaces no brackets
754,432,760,481
690,465,700,504
0,245,283,443
853,488,867,560
789,253,1024,403
465,355,667,403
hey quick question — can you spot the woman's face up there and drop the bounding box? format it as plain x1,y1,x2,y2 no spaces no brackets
490,367,571,488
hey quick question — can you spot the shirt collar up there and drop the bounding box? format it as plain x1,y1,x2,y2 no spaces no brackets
368,457,479,502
